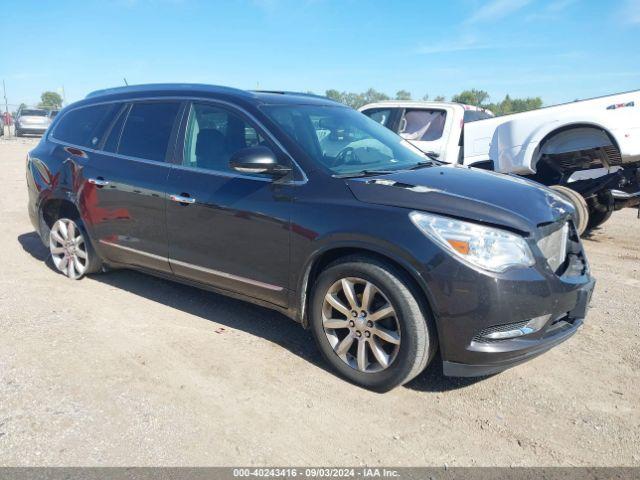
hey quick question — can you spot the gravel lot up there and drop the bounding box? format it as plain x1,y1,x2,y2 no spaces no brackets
0,137,638,466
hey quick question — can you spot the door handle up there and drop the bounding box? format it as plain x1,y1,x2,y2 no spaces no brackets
169,193,196,205
65,146,87,158
87,177,110,187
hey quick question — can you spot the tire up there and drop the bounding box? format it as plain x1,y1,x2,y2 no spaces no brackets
49,217,102,279
14,128,21,137
586,191,614,232
309,255,437,391
587,207,613,231
550,185,589,236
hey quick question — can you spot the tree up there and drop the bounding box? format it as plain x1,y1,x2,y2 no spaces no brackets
421,94,429,101
325,86,543,116
362,88,389,105
451,89,489,107
325,89,342,103
510,96,542,113
39,91,63,109
485,95,542,115
344,92,366,108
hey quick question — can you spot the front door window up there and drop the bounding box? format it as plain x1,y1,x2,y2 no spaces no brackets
182,103,266,176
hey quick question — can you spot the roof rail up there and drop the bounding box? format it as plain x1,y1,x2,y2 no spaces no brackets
85,83,251,99
251,90,332,101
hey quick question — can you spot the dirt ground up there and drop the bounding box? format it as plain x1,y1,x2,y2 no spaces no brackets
0,137,638,467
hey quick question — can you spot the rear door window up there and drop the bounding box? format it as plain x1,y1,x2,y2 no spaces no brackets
53,103,121,148
363,108,393,127
463,110,493,123
118,102,181,161
399,109,446,141
21,109,48,117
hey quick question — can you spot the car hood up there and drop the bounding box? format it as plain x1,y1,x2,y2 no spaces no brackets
345,165,573,235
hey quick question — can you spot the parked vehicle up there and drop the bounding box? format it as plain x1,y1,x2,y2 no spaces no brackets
360,92,640,235
15,107,51,136
26,84,594,390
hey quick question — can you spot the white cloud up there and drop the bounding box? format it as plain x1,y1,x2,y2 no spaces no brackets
465,0,532,24
620,0,640,24
547,0,578,13
251,0,322,14
526,0,577,21
417,37,497,54
251,0,280,12
416,35,544,55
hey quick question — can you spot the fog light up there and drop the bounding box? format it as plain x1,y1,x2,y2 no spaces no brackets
483,314,551,340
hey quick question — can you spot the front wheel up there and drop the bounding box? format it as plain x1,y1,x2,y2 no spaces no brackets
49,218,102,279
310,256,436,391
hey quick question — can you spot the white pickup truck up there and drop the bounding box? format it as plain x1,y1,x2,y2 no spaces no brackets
360,91,640,234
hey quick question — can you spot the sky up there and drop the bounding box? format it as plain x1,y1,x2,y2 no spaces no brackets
3,0,640,109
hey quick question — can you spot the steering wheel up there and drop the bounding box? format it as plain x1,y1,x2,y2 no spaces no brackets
331,146,358,167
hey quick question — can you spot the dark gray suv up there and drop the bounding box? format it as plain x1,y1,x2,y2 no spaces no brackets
26,84,595,390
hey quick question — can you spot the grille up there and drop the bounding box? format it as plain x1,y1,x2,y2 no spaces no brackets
472,320,531,343
537,222,569,272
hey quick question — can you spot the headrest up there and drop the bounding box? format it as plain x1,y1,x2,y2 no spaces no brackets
196,128,226,156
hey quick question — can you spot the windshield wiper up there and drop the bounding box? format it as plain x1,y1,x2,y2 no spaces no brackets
332,169,397,179
406,160,438,170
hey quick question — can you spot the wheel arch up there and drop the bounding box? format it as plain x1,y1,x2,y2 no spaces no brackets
529,122,621,173
297,244,439,337
39,197,82,244
541,122,618,152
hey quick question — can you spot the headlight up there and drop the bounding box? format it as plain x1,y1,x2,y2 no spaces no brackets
409,211,535,273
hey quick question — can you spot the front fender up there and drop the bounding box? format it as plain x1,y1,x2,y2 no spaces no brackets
293,232,438,328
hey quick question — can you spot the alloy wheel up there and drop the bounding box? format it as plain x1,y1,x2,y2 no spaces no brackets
321,277,401,373
49,219,89,280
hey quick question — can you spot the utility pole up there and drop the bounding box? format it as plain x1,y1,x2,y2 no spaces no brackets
2,79,8,114
2,80,8,136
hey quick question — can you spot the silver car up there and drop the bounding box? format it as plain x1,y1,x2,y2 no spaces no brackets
15,108,51,137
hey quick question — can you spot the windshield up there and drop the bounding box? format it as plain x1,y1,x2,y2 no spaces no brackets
261,105,433,176
21,109,48,117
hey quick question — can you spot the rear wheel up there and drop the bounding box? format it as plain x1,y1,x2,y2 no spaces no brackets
310,256,436,391
550,185,589,235
587,207,613,231
49,218,102,279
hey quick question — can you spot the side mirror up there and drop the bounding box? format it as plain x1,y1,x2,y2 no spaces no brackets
229,146,291,176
